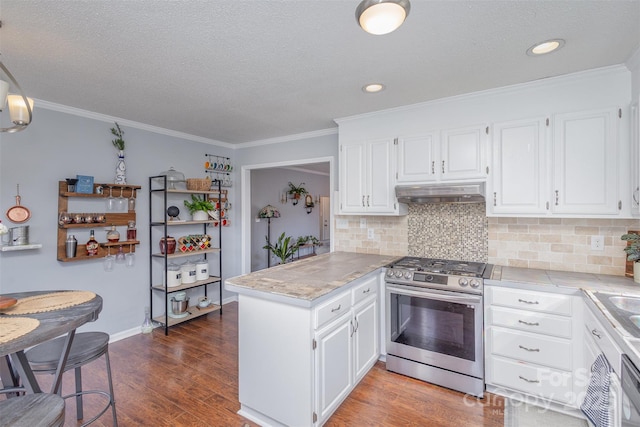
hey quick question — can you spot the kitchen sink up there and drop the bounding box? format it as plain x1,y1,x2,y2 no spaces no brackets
609,296,640,313
592,292,640,338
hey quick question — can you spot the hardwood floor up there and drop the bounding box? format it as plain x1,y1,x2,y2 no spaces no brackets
25,302,505,426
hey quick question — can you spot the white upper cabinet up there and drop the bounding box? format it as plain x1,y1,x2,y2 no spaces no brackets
396,125,487,184
631,101,639,217
489,107,625,217
339,138,406,215
490,117,548,214
396,133,438,182
551,107,619,215
441,125,488,180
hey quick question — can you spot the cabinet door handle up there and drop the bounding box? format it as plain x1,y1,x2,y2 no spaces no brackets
555,190,559,206
331,304,341,313
362,195,365,207
591,329,601,339
366,195,370,207
518,299,539,305
518,345,540,352
350,319,355,337
354,317,359,334
493,192,497,207
362,288,370,294
519,375,540,384
431,161,435,174
441,160,445,174
518,320,539,326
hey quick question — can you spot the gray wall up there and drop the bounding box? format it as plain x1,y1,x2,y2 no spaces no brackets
0,107,235,336
250,168,330,271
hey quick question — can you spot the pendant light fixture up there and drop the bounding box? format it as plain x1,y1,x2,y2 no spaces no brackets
356,0,411,35
0,57,33,133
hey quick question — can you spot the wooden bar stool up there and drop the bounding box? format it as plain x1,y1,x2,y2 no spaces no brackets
0,392,65,427
25,332,117,426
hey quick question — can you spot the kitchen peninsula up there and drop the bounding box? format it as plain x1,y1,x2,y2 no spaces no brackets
225,252,397,427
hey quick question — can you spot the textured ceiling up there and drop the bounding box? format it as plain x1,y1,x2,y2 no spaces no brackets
1,0,639,144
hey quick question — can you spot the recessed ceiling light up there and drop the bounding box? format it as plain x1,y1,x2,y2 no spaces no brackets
363,83,385,93
526,39,565,56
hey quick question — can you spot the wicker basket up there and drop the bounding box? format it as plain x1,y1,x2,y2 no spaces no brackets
186,177,212,191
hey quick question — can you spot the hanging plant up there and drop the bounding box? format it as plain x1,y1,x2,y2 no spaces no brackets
110,122,125,151
287,182,308,198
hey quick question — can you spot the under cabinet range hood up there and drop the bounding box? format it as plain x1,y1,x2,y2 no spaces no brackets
395,182,486,204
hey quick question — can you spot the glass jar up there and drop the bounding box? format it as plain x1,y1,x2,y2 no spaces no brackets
106,225,120,242
127,221,137,240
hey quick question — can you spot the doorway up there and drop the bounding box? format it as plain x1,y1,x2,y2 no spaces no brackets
240,157,334,274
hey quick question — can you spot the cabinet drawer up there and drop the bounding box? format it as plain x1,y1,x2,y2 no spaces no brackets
488,287,572,316
489,327,572,371
488,306,573,339
315,292,351,330
489,356,573,404
583,303,622,375
352,276,377,306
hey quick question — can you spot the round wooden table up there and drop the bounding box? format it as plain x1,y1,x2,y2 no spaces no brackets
0,290,103,394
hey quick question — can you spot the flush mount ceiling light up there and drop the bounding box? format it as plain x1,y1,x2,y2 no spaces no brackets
363,83,385,93
356,0,411,35
526,39,565,56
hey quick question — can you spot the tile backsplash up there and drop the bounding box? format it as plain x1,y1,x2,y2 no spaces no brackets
334,206,639,276
488,217,638,276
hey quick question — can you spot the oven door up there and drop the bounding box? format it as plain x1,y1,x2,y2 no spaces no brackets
386,283,483,378
621,354,640,427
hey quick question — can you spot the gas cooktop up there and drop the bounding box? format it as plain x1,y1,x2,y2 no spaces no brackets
388,257,488,278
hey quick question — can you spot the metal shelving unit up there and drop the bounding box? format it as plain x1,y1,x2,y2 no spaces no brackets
149,175,223,335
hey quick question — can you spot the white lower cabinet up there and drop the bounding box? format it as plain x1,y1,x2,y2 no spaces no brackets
236,270,380,427
485,286,583,407
314,274,379,425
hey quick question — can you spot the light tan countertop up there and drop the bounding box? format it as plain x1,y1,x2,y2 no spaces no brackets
224,251,399,307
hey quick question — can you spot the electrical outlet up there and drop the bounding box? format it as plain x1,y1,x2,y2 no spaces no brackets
367,228,374,239
336,218,349,229
591,235,604,251
360,218,367,228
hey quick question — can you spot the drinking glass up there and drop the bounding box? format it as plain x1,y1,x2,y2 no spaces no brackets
116,187,127,212
125,252,135,268
115,245,125,264
105,186,115,211
128,188,136,211
103,248,114,272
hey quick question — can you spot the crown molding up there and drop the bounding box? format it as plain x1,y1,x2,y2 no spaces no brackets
236,127,337,149
34,99,234,148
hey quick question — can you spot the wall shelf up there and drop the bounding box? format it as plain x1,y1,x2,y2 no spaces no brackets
0,243,43,252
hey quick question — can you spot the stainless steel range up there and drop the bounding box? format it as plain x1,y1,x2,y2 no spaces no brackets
385,257,492,397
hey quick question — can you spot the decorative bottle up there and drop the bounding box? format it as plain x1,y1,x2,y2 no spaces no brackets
106,225,120,242
115,150,126,184
126,221,137,240
86,230,99,256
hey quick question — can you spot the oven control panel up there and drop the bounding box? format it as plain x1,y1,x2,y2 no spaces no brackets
385,268,483,294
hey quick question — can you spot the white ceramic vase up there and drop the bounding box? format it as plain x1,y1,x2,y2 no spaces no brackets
634,262,640,284
115,150,126,184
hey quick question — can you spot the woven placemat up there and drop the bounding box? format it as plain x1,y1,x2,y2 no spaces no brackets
0,291,96,315
0,317,40,345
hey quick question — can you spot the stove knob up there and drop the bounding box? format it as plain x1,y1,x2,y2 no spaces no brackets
386,269,394,277
469,279,480,288
458,278,469,287
395,270,404,278
404,271,412,279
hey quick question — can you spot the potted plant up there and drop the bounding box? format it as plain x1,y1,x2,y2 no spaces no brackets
263,232,299,265
622,233,640,283
296,235,319,247
183,195,215,221
110,122,127,184
287,182,308,204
